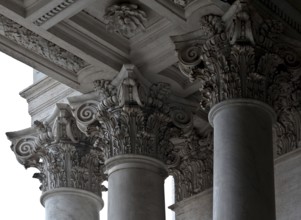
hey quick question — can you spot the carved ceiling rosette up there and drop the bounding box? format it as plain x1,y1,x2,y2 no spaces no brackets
104,3,147,38
6,104,107,197
170,0,193,8
172,0,301,156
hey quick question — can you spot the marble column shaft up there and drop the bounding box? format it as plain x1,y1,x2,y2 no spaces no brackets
209,99,276,220
106,155,168,220
41,188,103,220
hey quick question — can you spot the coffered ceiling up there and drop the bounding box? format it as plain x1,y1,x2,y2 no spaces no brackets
0,0,300,97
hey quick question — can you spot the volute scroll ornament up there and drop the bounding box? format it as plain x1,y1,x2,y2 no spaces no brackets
69,65,215,199
172,0,301,156
69,65,196,162
7,104,107,197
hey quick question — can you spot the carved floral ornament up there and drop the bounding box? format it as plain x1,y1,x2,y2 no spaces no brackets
69,65,194,161
0,15,88,73
167,129,213,202
104,3,147,38
172,0,301,156
68,65,214,201
6,64,215,202
6,104,107,197
170,0,193,7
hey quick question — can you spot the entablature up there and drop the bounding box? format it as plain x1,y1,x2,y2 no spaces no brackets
0,0,300,96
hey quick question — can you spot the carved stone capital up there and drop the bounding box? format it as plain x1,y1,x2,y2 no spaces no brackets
70,65,194,162
6,104,106,197
166,129,213,202
172,0,301,156
104,3,147,38
172,0,300,111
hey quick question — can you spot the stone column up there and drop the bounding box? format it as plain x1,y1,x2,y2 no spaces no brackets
209,99,276,220
69,65,196,220
41,188,103,220
171,0,299,219
6,104,106,220
106,155,167,220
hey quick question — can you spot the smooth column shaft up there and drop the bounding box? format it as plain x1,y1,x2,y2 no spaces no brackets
41,188,103,220
106,155,167,220
209,99,276,220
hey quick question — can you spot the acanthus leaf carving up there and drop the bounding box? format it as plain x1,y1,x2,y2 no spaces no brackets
71,68,194,162
7,105,107,197
173,0,301,156
104,3,148,38
69,66,217,200
167,129,213,202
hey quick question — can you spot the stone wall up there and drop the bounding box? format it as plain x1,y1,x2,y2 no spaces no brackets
275,148,301,220
171,188,212,220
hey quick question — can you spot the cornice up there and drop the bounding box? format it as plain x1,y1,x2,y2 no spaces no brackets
49,21,129,70
33,0,78,26
256,0,301,35
20,77,60,101
0,14,88,73
71,11,130,57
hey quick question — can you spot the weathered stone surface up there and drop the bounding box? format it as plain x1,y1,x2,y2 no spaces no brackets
106,155,167,220
275,148,301,220
41,188,103,220
104,3,147,38
6,103,107,197
172,0,301,157
20,76,81,123
170,188,213,220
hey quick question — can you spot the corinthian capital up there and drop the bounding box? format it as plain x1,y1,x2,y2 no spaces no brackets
172,0,301,156
69,64,195,161
167,129,213,202
172,0,301,111
6,104,106,197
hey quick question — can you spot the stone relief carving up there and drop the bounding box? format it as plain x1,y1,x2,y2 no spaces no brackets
73,78,188,161
170,0,194,7
0,15,88,73
8,63,215,202
258,0,301,34
172,0,301,156
7,104,106,197
33,0,78,26
69,65,215,200
104,3,147,38
167,129,213,202
70,66,196,162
